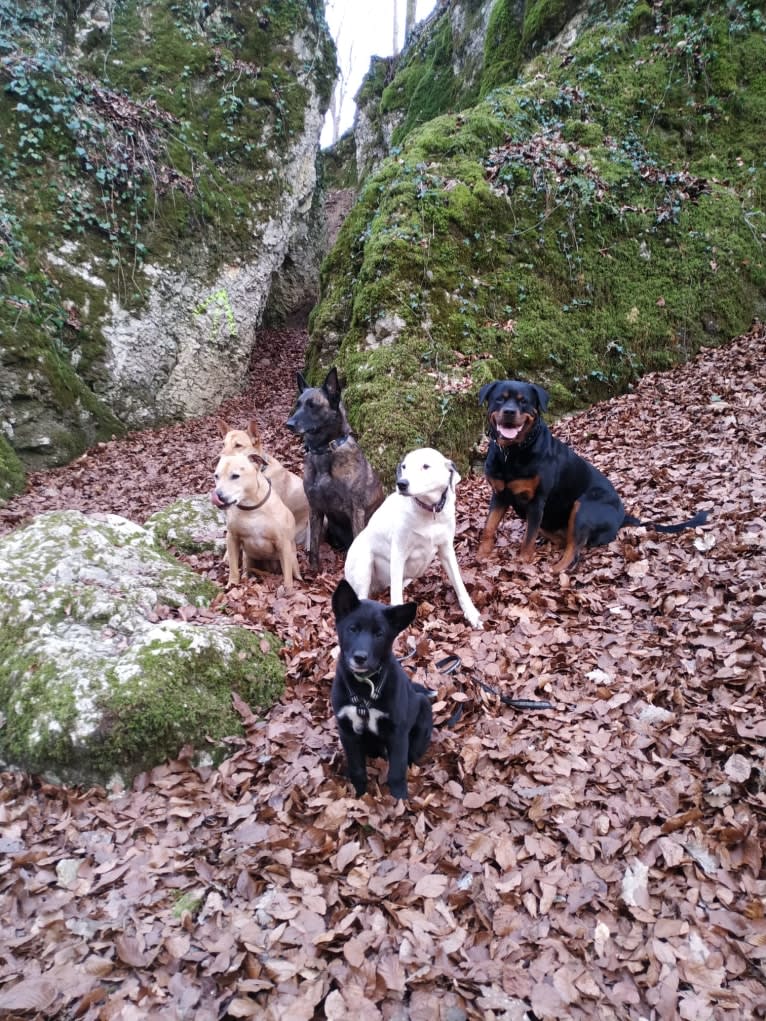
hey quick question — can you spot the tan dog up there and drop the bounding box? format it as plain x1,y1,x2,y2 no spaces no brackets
216,419,310,546
212,451,301,591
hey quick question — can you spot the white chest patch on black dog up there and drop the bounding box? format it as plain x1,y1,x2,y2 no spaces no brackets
337,704,388,736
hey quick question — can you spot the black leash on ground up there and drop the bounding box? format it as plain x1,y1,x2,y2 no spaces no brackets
399,651,553,727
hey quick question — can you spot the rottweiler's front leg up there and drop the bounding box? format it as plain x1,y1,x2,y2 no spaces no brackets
477,492,508,558
519,497,545,561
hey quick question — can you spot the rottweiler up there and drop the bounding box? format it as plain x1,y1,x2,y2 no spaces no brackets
286,367,384,571
477,379,708,571
331,579,433,800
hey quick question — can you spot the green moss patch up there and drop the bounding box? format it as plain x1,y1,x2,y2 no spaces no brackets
0,434,25,504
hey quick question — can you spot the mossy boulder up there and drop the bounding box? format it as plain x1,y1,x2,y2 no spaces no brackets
145,496,226,555
0,510,284,786
310,0,766,483
0,0,336,478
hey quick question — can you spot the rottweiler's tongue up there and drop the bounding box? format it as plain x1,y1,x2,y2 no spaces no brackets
210,489,227,509
497,424,522,440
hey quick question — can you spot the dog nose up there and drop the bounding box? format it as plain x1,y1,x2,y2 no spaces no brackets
397,479,409,492
285,417,297,432
351,651,368,668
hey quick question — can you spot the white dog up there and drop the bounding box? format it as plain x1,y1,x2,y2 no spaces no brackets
344,447,482,628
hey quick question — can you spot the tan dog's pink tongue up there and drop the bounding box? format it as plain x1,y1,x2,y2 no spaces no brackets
210,489,226,509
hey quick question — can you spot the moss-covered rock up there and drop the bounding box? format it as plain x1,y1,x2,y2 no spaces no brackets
145,495,226,555
310,0,766,483
0,510,284,786
0,434,25,505
0,0,336,477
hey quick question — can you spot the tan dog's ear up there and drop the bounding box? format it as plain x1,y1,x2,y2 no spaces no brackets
216,418,230,438
247,451,268,467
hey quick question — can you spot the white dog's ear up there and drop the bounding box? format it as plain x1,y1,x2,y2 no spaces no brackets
447,460,461,487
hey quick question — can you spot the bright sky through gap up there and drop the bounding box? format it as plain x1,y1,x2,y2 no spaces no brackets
320,0,439,148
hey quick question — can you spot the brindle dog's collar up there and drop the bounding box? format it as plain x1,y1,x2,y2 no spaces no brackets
489,416,542,455
236,477,272,511
305,434,351,455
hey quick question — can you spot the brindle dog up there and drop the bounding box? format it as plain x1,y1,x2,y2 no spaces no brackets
286,367,384,571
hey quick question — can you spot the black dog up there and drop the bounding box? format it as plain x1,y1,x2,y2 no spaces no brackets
286,367,384,571
477,379,708,571
331,579,433,800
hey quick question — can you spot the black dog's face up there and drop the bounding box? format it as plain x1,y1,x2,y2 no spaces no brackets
285,366,342,442
332,579,416,678
478,380,549,445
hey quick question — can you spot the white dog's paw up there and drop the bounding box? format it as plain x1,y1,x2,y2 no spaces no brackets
467,610,483,629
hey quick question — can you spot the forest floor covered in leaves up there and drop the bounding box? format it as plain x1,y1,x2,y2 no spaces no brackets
0,324,765,1021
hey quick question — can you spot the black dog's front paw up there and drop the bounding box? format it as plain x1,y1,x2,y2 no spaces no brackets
387,780,409,801
349,773,368,797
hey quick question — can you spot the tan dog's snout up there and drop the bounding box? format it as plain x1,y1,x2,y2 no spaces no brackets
213,453,266,507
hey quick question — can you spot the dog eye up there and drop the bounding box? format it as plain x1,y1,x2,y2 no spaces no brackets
349,624,359,634
231,473,240,480
422,463,430,470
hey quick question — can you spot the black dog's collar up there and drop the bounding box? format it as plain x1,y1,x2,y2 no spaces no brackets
346,667,388,717
236,478,272,511
305,434,351,455
489,416,543,455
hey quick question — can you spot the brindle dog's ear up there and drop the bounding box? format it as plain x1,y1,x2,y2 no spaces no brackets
478,381,498,406
324,366,341,408
384,601,418,635
332,578,360,621
531,384,550,412
296,371,309,393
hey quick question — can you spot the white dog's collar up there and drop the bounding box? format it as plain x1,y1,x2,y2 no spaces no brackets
407,467,453,515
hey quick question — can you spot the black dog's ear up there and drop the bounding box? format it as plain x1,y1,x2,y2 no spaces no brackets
531,384,550,412
332,579,360,621
478,381,498,407
384,601,418,636
324,366,341,408
296,371,309,393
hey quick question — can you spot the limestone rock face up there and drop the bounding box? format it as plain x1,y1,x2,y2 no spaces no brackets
0,511,283,786
0,0,336,479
